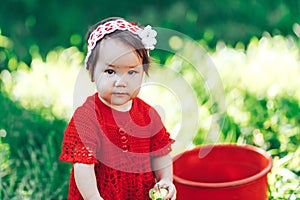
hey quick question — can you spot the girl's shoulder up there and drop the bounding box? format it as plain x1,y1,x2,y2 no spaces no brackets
133,97,153,111
72,93,102,119
132,97,161,118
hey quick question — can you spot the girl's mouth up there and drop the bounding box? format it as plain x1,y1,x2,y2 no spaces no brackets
113,92,128,96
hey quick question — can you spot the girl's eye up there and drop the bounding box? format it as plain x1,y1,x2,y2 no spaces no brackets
128,70,137,75
104,69,115,75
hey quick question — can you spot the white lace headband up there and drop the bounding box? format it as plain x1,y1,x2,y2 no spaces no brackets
85,19,157,67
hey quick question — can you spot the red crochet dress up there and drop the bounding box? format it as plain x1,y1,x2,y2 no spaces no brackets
60,93,174,200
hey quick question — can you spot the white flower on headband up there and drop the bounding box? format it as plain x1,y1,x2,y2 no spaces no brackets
137,25,157,50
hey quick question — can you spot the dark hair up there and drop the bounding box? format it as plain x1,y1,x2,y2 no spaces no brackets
85,17,150,82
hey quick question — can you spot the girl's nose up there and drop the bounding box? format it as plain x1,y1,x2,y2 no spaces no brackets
114,75,127,87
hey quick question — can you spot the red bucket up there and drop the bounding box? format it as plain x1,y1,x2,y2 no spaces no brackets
173,144,272,200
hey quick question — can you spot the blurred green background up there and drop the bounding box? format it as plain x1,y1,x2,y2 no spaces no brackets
0,0,299,199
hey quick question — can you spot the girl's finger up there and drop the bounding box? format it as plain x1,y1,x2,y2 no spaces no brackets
155,182,167,189
164,185,176,200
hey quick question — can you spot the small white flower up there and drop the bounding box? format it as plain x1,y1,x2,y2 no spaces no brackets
0,129,7,137
138,25,157,50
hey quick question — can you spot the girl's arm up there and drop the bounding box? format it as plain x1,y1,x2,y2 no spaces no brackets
74,163,104,200
152,154,176,200
152,154,173,181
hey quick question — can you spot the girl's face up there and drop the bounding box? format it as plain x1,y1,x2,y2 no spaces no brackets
94,37,144,109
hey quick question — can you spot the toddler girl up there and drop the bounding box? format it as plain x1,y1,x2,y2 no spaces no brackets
60,17,176,200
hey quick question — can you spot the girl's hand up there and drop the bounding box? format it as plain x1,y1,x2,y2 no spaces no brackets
154,178,176,200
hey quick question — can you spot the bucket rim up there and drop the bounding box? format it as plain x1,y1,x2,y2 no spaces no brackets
173,143,273,188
